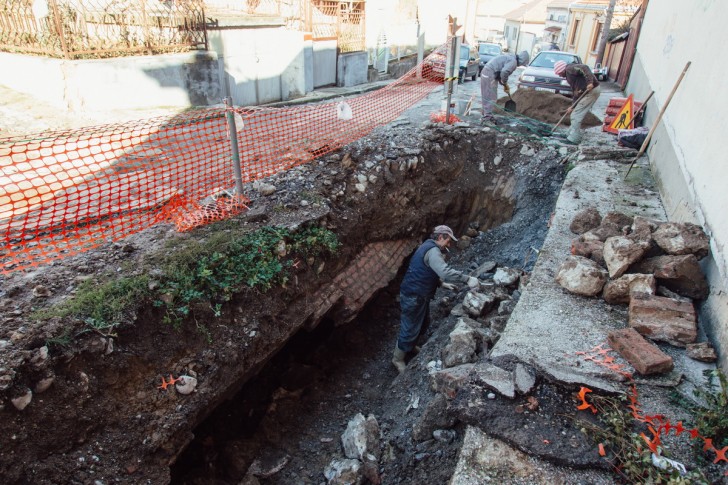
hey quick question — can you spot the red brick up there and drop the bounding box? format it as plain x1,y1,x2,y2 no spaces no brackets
608,328,673,375
628,293,697,346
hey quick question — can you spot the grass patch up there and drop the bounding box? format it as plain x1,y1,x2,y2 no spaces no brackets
35,275,150,336
36,225,340,335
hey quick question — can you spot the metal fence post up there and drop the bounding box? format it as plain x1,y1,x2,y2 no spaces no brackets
224,97,245,196
48,0,70,59
445,35,457,124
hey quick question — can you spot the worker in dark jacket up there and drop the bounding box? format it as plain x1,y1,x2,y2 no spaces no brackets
553,60,602,144
480,50,530,121
392,225,479,373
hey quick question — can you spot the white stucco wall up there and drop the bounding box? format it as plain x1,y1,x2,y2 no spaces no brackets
626,0,728,370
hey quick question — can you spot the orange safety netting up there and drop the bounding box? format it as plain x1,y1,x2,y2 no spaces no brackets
0,51,450,273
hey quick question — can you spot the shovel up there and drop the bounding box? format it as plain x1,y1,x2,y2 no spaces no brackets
504,90,516,113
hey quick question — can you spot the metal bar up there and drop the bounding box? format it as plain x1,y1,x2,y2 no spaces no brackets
224,97,245,196
445,34,457,124
625,62,691,179
623,90,654,129
48,0,70,60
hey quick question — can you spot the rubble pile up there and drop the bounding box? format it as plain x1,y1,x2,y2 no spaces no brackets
556,207,716,373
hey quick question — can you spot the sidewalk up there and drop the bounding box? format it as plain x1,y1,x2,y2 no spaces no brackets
450,86,715,484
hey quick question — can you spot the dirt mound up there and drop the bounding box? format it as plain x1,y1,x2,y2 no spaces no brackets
498,89,602,127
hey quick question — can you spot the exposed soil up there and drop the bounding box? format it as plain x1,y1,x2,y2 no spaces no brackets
0,105,575,484
498,89,602,127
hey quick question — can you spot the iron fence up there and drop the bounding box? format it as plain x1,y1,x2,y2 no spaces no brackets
305,0,365,53
0,0,207,59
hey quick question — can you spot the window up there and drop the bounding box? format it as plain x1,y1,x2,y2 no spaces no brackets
505,26,510,38
590,21,604,51
569,19,580,45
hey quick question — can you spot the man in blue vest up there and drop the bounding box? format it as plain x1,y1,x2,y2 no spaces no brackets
393,225,480,373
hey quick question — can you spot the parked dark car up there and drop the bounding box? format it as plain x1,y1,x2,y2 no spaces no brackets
477,42,502,73
517,50,582,96
458,44,479,83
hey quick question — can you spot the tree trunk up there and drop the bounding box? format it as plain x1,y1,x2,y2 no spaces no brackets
595,0,618,67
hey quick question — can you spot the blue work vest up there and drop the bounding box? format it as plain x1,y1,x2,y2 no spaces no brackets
401,239,440,297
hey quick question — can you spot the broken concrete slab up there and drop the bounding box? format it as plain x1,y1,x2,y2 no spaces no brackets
514,363,536,394
607,327,673,375
450,427,614,485
628,293,697,346
471,362,515,398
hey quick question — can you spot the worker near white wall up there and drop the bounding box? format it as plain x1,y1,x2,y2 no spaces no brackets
554,60,602,144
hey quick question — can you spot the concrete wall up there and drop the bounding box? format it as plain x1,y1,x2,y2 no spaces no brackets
0,24,313,111
337,51,369,87
313,40,338,88
0,51,221,111
207,26,307,105
625,1,728,371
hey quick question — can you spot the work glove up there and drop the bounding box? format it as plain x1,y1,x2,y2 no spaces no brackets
441,282,458,291
466,276,479,289
503,84,511,94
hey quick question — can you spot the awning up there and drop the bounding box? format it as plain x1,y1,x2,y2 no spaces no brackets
544,26,562,32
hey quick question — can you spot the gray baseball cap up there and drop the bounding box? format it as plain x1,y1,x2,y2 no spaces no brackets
433,225,458,241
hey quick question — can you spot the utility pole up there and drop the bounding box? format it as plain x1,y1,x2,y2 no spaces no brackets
595,0,617,66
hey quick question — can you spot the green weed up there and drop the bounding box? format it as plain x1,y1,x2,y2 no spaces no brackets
35,275,149,336
36,225,340,336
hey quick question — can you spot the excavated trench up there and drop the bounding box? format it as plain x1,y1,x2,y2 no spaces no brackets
0,123,569,484
166,128,569,484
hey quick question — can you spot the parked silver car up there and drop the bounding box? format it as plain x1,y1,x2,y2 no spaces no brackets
517,50,582,96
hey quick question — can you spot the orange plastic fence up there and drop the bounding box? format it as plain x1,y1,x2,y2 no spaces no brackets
0,50,450,273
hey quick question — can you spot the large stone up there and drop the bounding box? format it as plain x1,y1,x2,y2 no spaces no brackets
653,222,710,259
607,328,673,375
570,238,604,262
582,222,622,242
442,320,478,368
569,206,601,234
341,413,380,462
324,458,363,485
462,290,496,317
602,274,656,305
472,260,497,278
430,364,475,399
412,393,456,441
603,236,651,278
630,254,709,300
686,342,718,363
555,255,609,296
514,363,536,394
471,362,515,398
602,211,634,230
493,267,520,286
628,293,697,346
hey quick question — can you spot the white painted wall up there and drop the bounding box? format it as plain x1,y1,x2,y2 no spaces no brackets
626,0,728,370
0,51,221,111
